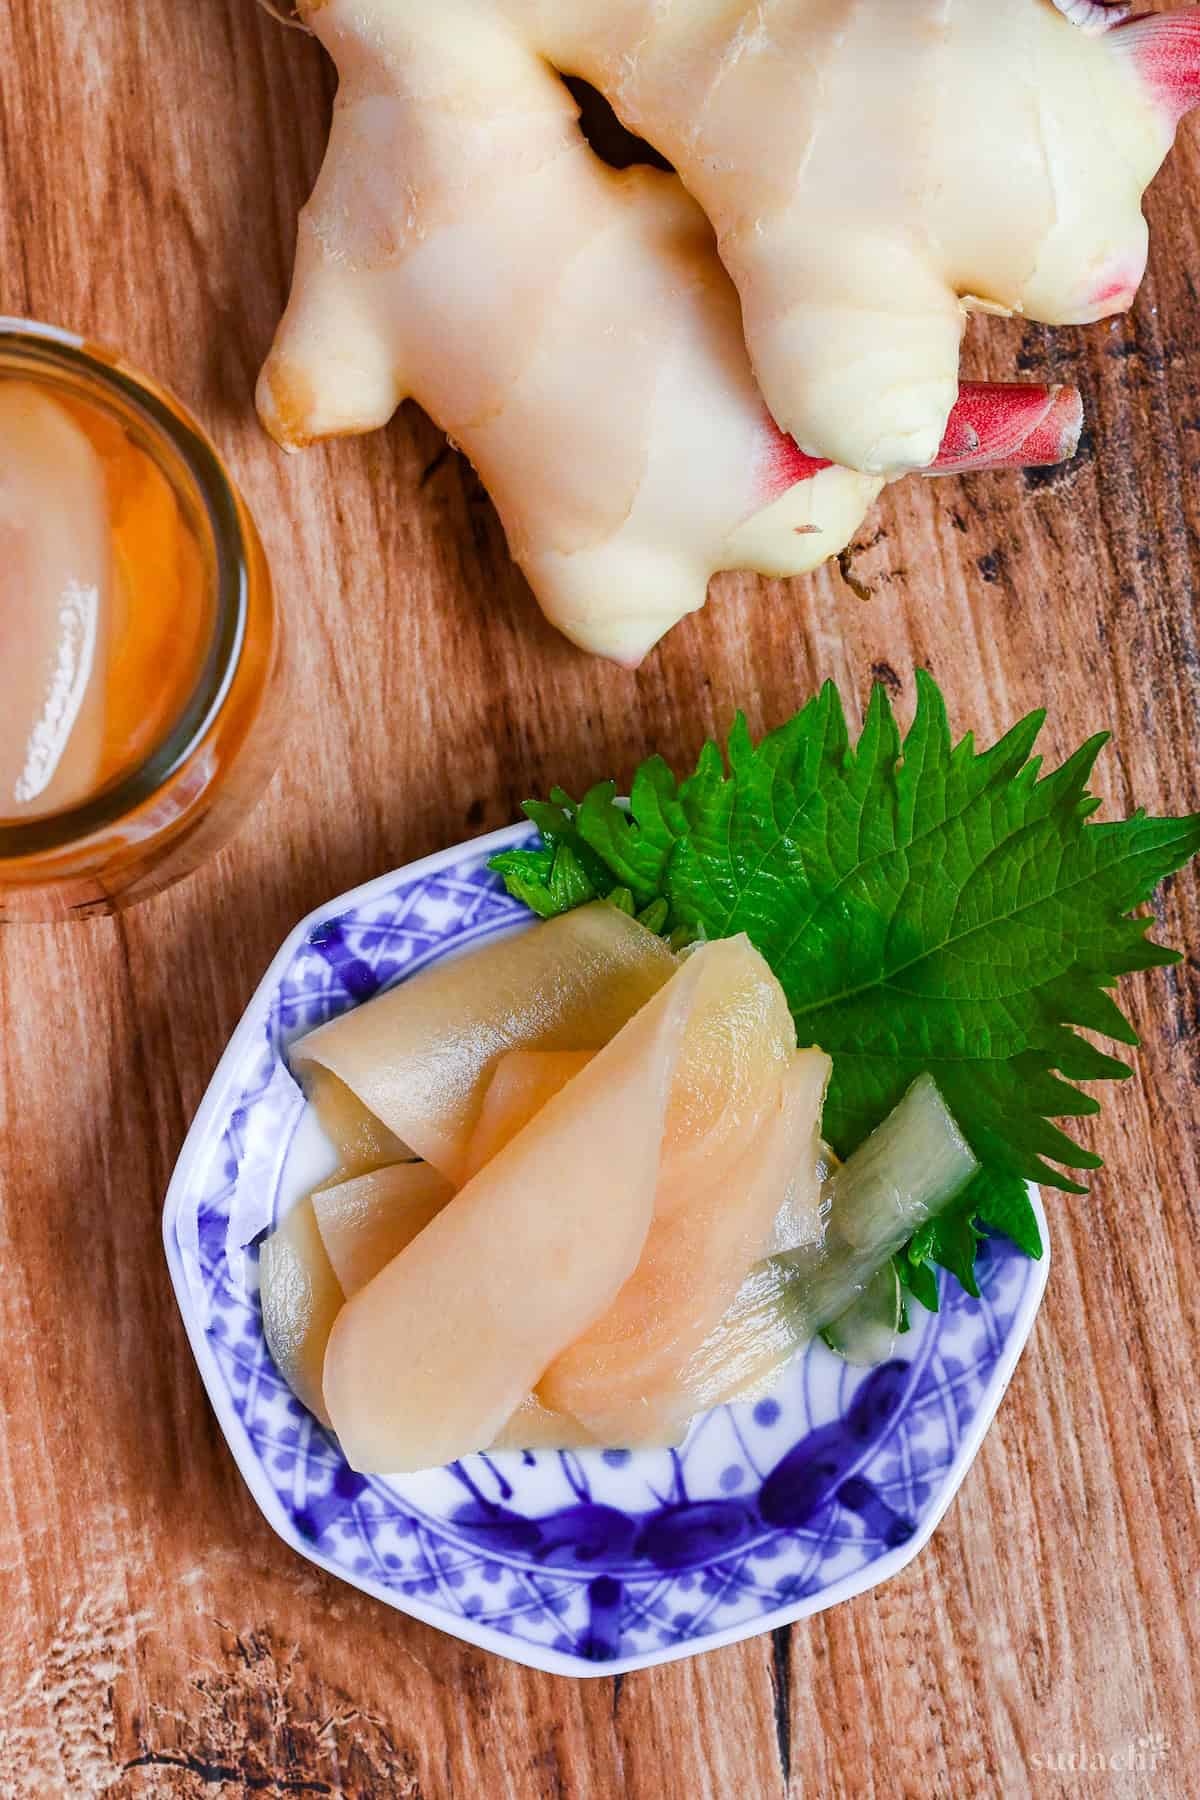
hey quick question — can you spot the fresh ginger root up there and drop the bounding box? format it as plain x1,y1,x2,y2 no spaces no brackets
258,2,1198,663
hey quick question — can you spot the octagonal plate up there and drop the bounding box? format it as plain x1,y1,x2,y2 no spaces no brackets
163,823,1048,1676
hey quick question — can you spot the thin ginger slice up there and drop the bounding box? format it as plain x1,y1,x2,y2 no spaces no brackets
470,1047,833,1257
303,1069,600,1452
0,383,111,818
260,1162,454,1428
260,1047,610,1445
321,943,714,1473
297,1036,828,1454
292,904,675,1185
539,984,831,1446
312,1163,455,1295
259,1197,343,1429
265,942,830,1455
490,1395,597,1453
471,1044,834,1447
461,1047,594,1181
60,393,211,784
472,1040,826,1451
304,1065,413,1181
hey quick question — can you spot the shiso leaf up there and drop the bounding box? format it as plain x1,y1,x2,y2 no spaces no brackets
491,674,1200,1293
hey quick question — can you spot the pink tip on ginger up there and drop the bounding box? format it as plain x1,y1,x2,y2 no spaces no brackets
927,382,1084,475
1113,8,1200,127
758,431,833,498
757,382,1083,504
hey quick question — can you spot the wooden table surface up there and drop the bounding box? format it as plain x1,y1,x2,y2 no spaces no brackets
2,4,1198,1796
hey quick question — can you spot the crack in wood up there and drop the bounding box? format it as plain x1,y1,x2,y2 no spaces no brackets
770,1626,792,1792
123,1748,333,1791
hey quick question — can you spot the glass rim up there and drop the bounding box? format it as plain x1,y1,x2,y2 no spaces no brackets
0,316,249,861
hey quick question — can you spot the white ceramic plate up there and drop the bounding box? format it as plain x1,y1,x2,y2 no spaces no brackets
163,823,1048,1675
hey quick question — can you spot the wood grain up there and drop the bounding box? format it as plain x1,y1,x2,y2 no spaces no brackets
1,3,1197,1795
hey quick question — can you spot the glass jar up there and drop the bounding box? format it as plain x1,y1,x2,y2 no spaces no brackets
0,318,283,920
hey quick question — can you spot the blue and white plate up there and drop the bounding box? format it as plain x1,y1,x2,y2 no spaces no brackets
163,825,1049,1677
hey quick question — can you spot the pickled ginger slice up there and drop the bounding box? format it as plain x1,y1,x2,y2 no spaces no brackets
0,383,111,819
680,1255,803,1413
462,1049,594,1180
476,1043,807,1453
765,1141,836,1255
304,1064,412,1181
539,943,831,1446
259,1197,343,1428
293,903,675,1184
469,1046,827,1265
312,1162,455,1295
278,1170,586,1450
683,1074,980,1404
497,1111,828,1447
490,1395,598,1452
322,944,708,1473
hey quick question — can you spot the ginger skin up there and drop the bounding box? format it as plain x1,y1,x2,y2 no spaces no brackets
258,2,1198,662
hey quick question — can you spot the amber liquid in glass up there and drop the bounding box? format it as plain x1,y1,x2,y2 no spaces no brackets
0,377,215,823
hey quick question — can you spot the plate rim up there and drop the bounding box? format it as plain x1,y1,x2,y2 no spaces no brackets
162,824,1050,1677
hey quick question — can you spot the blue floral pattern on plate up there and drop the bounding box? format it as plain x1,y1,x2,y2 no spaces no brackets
163,825,1049,1676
